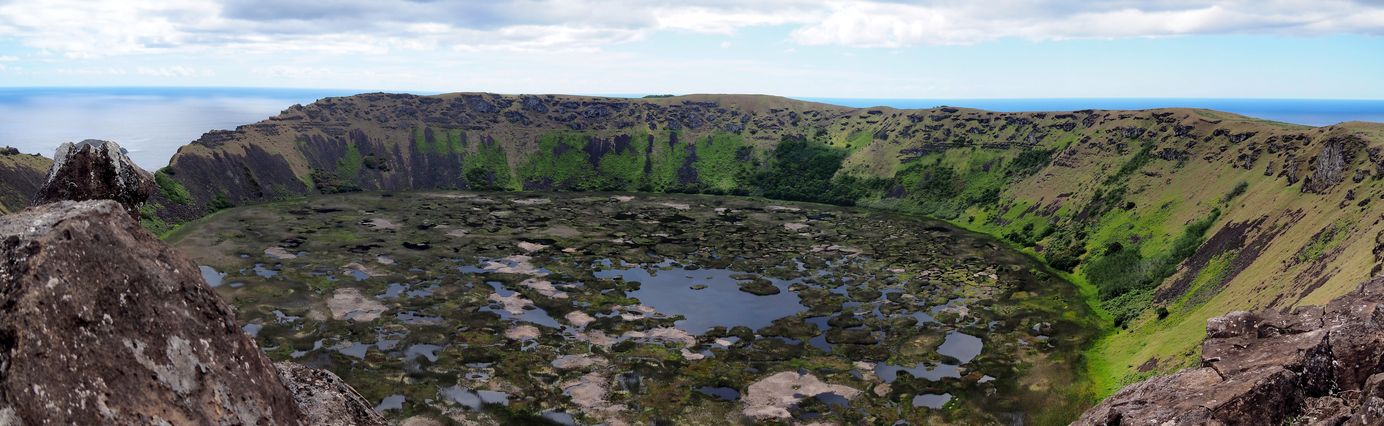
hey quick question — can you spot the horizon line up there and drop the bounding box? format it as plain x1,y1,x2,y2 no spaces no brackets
1,86,1384,102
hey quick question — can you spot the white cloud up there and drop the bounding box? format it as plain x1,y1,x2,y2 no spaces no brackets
650,3,820,34
790,0,1384,47
0,55,17,61
136,65,212,77
0,0,1378,58
54,67,128,76
250,65,336,79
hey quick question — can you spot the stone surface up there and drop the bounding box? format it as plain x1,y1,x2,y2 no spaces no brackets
275,362,386,426
0,200,303,425
33,140,154,218
1076,277,1384,425
742,371,860,421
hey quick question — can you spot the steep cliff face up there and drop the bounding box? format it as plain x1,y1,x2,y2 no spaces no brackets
0,147,51,214
149,93,854,223
119,92,1384,395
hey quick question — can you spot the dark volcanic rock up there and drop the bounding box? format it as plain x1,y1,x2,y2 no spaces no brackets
33,139,154,218
276,362,386,426
1076,277,1384,425
0,200,304,424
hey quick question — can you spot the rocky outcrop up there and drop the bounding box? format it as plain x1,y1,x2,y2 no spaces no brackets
34,140,153,218
0,200,303,424
0,199,386,425
1076,277,1384,425
275,362,386,426
1303,135,1365,194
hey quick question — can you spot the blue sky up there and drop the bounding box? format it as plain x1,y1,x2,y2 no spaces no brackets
0,1,1381,98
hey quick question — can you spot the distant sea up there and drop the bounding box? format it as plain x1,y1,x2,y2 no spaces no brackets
0,87,357,168
2,87,1381,169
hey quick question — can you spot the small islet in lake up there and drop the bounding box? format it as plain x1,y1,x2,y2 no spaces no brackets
174,191,1099,425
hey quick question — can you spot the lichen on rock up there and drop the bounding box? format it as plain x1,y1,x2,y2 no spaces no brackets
33,139,154,218
0,200,302,424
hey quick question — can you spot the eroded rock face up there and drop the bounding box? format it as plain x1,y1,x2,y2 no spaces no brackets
1076,277,1384,425
275,362,386,426
0,200,303,425
33,139,154,218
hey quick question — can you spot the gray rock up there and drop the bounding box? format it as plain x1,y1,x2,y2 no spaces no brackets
33,139,154,219
0,200,304,425
276,362,386,426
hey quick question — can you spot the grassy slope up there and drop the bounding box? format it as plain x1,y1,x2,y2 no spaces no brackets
0,152,52,214
884,116,1384,395
145,93,1384,401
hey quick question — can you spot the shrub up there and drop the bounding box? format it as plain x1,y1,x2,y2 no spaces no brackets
154,169,192,205
754,136,862,206
209,193,234,211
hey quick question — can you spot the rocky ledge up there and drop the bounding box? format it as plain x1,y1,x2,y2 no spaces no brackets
1077,277,1384,425
0,202,384,423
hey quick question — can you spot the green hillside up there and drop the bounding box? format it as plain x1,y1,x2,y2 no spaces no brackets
139,92,1384,399
0,148,52,214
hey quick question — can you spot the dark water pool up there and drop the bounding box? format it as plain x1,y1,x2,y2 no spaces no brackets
595,264,806,334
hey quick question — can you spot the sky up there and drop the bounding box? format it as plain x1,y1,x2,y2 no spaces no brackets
0,0,1381,99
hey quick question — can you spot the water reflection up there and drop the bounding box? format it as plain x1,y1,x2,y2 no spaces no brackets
199,265,224,287
912,393,952,409
595,263,806,334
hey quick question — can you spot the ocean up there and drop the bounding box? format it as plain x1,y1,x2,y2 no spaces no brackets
0,87,357,168
1,87,1380,169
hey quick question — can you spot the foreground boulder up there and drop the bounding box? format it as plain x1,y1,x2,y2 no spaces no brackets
1076,277,1384,425
0,200,350,424
33,139,153,218
0,200,302,423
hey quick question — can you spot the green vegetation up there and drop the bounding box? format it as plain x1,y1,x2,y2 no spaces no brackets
209,193,235,211
139,203,174,235
1222,181,1249,204
336,142,364,178
1296,221,1350,264
1007,149,1055,178
1083,209,1220,326
463,142,515,191
413,126,465,155
138,97,1384,411
1103,142,1156,186
310,168,361,194
518,132,633,191
693,134,753,193
155,168,192,205
754,136,870,206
